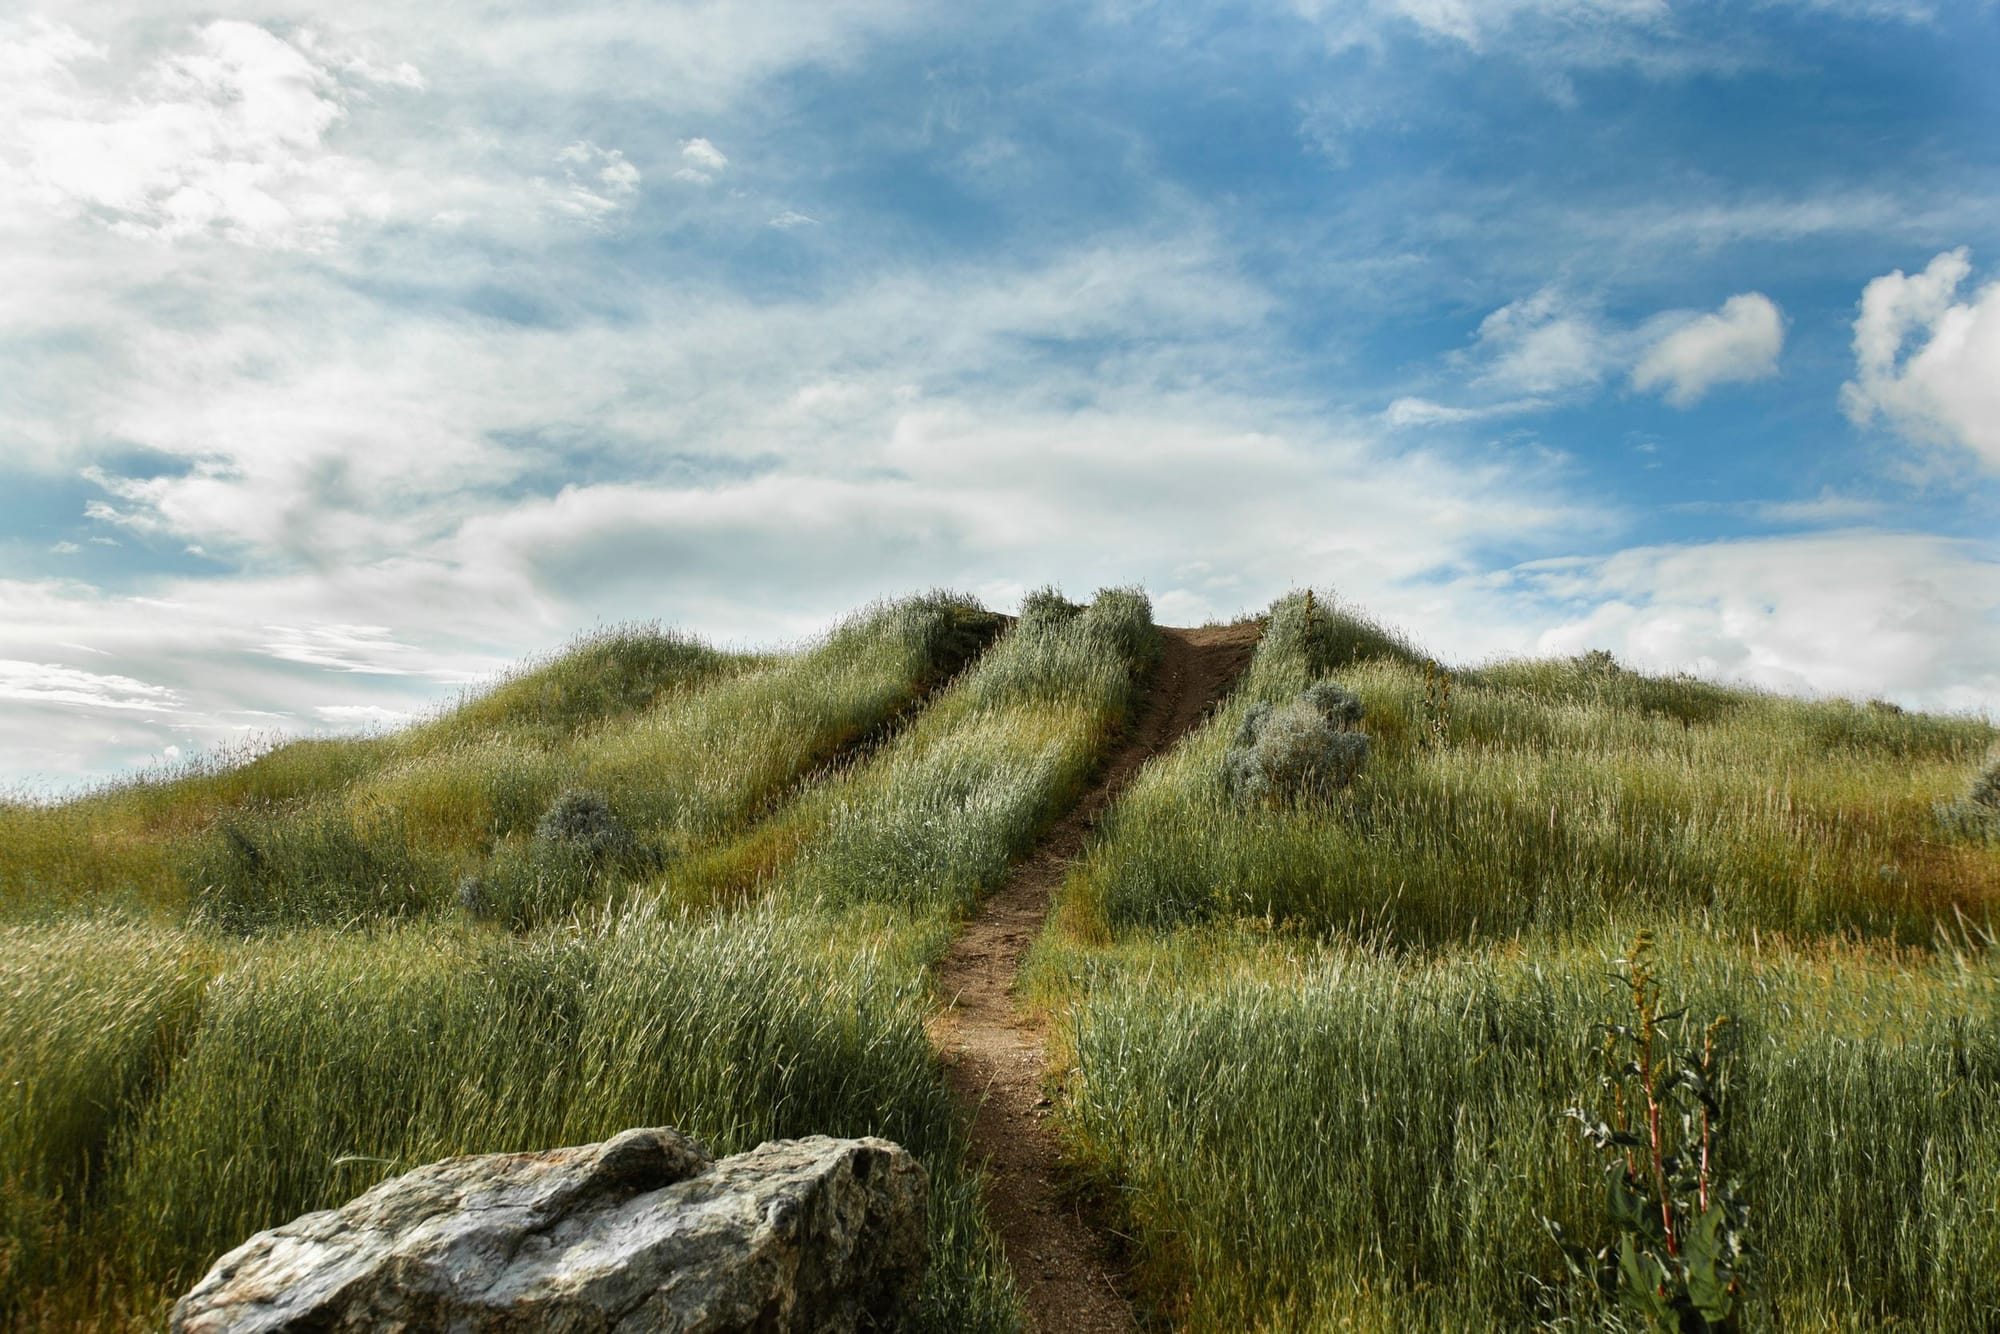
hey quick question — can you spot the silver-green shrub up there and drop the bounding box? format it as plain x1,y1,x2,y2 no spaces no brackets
1226,689,1370,806
1935,745,2000,843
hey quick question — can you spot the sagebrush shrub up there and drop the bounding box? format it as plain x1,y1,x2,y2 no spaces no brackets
1972,750,2000,811
535,789,639,866
1935,746,2000,843
463,790,656,928
1299,680,1364,728
1226,690,1370,805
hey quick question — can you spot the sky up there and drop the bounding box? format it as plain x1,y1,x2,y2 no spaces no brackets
2,0,1998,789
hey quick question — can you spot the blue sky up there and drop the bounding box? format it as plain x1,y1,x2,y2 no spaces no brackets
3,0,1997,787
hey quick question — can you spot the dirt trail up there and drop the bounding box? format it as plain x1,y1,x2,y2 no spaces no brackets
930,623,1260,1333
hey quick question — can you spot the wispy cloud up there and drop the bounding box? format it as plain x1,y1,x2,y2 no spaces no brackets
0,659,181,713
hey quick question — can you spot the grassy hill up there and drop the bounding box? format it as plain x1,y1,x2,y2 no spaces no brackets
3,588,1997,1331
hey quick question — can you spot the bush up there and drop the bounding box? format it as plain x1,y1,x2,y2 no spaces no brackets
1971,749,2000,811
1936,746,2000,843
1226,688,1371,806
897,591,1006,688
534,789,640,866
462,790,658,928
1259,591,1423,677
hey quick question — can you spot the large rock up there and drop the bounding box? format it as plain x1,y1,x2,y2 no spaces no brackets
170,1127,929,1333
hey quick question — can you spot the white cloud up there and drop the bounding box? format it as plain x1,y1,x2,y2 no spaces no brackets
1840,248,2000,470
314,703,415,726
1514,531,2000,713
1631,292,1784,407
1467,287,1614,394
1442,287,1789,413
769,209,817,228
1380,395,1546,427
0,659,182,713
550,140,641,220
672,136,729,185
0,19,403,250
1289,0,1930,78
260,624,477,678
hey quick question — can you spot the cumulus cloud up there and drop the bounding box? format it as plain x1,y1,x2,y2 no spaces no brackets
672,137,729,185
1467,287,1613,394
1840,248,2000,470
1439,288,1785,414
1631,292,1785,406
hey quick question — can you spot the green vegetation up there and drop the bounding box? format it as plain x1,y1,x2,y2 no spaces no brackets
1032,591,2000,1331
1,594,997,927
0,587,1162,1332
7,583,1998,1333
1052,926,1999,1331
1062,595,1992,945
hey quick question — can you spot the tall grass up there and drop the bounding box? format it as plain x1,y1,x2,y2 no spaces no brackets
2,596,997,932
1065,594,1997,945
2,906,1014,1331
0,923,207,1315
1029,589,2000,1329
1056,927,2000,1331
0,627,733,922
766,587,1160,918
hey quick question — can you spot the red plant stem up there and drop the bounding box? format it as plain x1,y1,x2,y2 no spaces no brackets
1698,1033,1715,1214
1639,998,1677,1256
1648,1081,1676,1255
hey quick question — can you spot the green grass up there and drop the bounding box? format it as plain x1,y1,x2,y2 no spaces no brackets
1050,926,2000,1331
775,586,1159,917
0,907,1012,1331
1063,594,1996,947
0,625,733,921
1,594,997,931
9,584,2000,1334
1030,589,2000,1331
0,586,1164,1332
0,922,208,1318
667,586,1160,916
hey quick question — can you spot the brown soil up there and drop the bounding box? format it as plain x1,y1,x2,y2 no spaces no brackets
930,623,1260,1333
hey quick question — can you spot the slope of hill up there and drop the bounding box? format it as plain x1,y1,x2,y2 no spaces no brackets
3,587,1997,1332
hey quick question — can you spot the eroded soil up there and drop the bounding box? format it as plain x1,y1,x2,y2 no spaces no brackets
930,623,1260,1333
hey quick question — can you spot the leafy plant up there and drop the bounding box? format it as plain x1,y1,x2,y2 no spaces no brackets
1551,932,1750,1332
534,789,640,866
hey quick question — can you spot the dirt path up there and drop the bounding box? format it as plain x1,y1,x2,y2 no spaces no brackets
930,623,1260,1333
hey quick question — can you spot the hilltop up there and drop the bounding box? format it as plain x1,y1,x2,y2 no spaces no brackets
4,589,1998,1332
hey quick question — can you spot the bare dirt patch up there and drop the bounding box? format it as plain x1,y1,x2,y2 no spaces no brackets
930,623,1259,1332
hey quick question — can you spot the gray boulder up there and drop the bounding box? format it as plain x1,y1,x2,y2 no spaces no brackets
170,1127,929,1333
